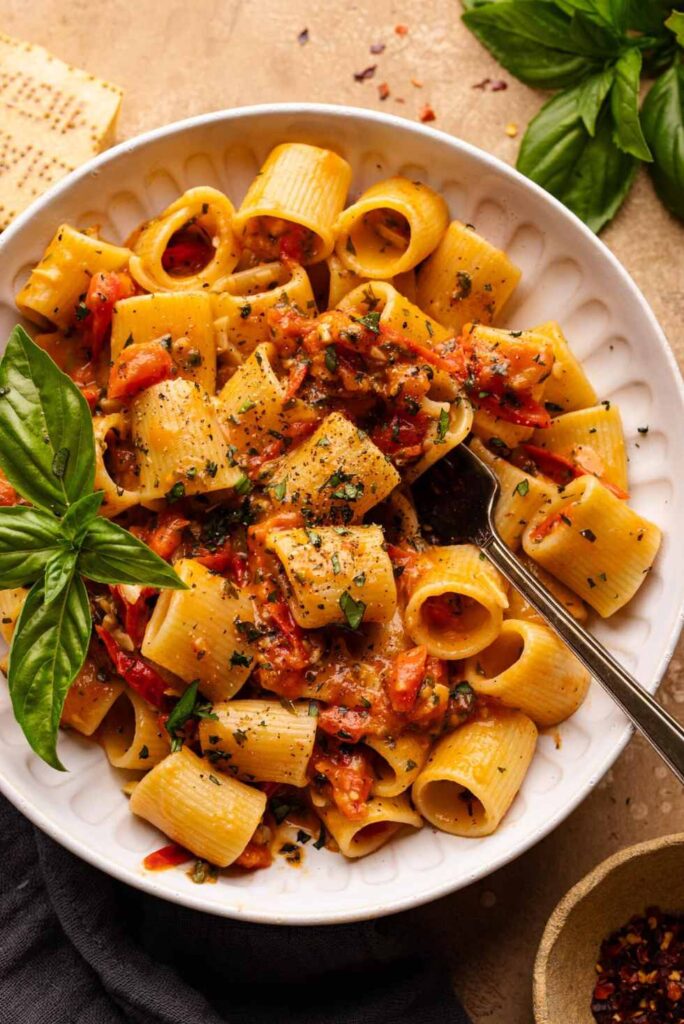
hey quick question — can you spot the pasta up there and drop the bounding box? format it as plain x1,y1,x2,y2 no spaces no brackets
111,292,216,393
129,186,239,293
141,559,256,702
523,475,661,617
403,544,508,658
334,177,448,278
16,224,131,329
5,140,663,876
412,710,537,837
130,746,267,867
416,220,521,334
234,143,351,264
463,619,590,726
198,700,317,787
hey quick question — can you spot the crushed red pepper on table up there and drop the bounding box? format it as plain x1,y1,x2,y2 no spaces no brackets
353,65,376,83
419,104,436,123
591,906,684,1023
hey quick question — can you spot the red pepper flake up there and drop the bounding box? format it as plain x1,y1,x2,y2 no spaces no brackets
297,28,309,45
419,103,436,123
378,82,390,101
353,64,377,83
370,42,385,54
395,24,409,35
472,77,508,92
591,906,684,1023
410,77,423,88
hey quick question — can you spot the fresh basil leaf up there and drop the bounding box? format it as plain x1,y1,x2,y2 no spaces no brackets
558,0,628,31
77,517,188,589
165,679,199,747
578,66,616,135
339,590,366,630
43,550,78,606
8,573,91,770
628,0,676,34
61,491,105,543
0,505,64,587
665,11,684,47
0,327,95,515
641,62,684,220
462,1,602,89
611,49,653,161
568,10,622,56
518,89,637,232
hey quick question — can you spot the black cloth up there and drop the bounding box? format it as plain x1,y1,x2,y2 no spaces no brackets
0,795,470,1024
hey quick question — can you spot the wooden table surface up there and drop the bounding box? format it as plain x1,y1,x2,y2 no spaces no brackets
3,1,683,1020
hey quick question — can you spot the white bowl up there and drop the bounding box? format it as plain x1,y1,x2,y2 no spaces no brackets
0,104,682,925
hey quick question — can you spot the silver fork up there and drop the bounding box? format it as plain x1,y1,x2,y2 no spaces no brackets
411,443,684,784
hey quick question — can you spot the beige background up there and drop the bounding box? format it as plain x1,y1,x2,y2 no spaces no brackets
2,1,683,1020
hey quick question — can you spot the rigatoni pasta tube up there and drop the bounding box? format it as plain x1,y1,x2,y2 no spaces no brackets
61,661,124,736
111,292,216,393
199,700,317,787
316,794,422,858
412,710,537,837
217,343,315,453
235,143,351,264
365,733,431,797
100,688,171,769
470,437,554,550
326,253,366,308
403,544,508,659
335,177,448,278
533,321,597,413
531,403,628,494
16,224,131,329
463,619,590,727
131,378,242,502
131,746,266,867
266,525,397,628
471,407,533,449
93,413,141,518
141,559,256,702
269,411,400,522
416,220,521,334
212,261,315,361
129,186,238,293
403,397,474,484
523,475,661,617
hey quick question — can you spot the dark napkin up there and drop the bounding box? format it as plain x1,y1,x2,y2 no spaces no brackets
0,795,471,1024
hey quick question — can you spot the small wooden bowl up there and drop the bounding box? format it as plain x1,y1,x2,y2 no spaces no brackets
534,833,684,1023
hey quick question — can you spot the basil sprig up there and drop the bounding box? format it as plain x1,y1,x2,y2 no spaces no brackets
462,1,684,232
0,325,187,770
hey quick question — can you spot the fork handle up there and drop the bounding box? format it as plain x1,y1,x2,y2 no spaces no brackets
482,532,684,785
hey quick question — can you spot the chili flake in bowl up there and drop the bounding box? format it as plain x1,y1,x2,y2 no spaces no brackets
534,834,684,1024
592,907,683,1023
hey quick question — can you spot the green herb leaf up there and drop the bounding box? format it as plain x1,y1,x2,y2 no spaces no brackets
339,590,366,629
517,89,637,233
0,505,64,587
43,549,77,605
436,406,449,443
77,518,188,589
665,10,684,46
641,62,684,221
358,311,381,334
324,345,338,373
556,0,628,32
60,491,105,544
462,2,602,90
165,680,200,745
611,49,653,161
0,326,95,514
515,478,530,497
577,66,616,135
8,573,91,770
